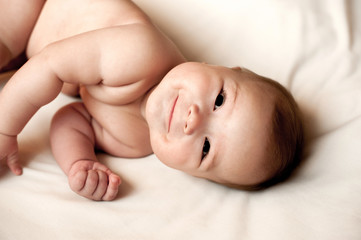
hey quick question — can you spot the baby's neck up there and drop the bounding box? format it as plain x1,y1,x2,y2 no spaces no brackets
139,85,157,122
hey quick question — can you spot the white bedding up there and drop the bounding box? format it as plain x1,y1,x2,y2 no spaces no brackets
1,0,361,239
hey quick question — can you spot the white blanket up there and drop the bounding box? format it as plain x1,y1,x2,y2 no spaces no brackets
1,0,361,239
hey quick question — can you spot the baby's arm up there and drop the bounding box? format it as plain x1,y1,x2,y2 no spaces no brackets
0,52,63,175
0,23,178,174
0,50,64,174
51,103,120,201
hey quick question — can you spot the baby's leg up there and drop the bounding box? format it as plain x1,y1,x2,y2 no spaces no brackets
0,0,45,71
50,102,121,201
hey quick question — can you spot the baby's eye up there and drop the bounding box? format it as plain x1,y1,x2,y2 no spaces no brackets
202,138,210,160
214,89,225,110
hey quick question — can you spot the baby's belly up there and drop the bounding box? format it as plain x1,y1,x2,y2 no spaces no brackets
27,0,149,57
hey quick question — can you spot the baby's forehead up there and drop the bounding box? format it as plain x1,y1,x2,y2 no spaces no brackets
218,127,278,186
215,143,276,186
215,90,276,184
211,67,282,185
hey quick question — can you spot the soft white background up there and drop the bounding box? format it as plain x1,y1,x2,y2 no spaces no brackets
0,0,361,239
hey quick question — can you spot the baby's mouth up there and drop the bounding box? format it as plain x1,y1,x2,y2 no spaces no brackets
168,96,178,132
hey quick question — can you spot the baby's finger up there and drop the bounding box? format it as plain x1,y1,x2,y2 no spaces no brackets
91,170,108,201
7,152,22,175
92,162,111,173
69,170,87,192
81,170,99,197
102,174,121,201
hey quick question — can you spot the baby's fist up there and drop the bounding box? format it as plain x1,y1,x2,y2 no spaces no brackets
68,161,121,201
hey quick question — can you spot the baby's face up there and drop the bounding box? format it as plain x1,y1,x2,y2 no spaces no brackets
145,62,276,186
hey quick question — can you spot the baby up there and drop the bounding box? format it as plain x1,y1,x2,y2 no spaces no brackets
0,0,304,200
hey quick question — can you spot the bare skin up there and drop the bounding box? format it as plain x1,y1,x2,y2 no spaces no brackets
0,0,45,70
0,0,277,201
0,0,185,201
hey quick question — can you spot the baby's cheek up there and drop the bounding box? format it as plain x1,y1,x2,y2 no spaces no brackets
153,145,184,170
149,131,196,170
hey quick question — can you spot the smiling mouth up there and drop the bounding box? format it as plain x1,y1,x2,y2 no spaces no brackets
168,96,179,132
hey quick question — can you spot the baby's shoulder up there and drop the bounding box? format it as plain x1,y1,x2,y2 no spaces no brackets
90,24,185,104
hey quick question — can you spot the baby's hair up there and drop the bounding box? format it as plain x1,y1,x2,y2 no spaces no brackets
229,68,304,191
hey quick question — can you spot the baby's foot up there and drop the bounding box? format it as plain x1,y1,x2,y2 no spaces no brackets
68,160,121,201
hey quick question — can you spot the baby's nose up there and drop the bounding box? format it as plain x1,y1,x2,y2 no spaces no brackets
184,104,202,135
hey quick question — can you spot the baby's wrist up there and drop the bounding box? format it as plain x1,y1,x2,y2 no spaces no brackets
0,122,20,137
0,131,17,138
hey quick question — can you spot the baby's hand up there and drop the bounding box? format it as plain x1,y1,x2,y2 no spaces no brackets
68,160,121,201
0,133,22,175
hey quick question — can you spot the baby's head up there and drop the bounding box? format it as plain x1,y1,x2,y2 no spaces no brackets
145,62,304,190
